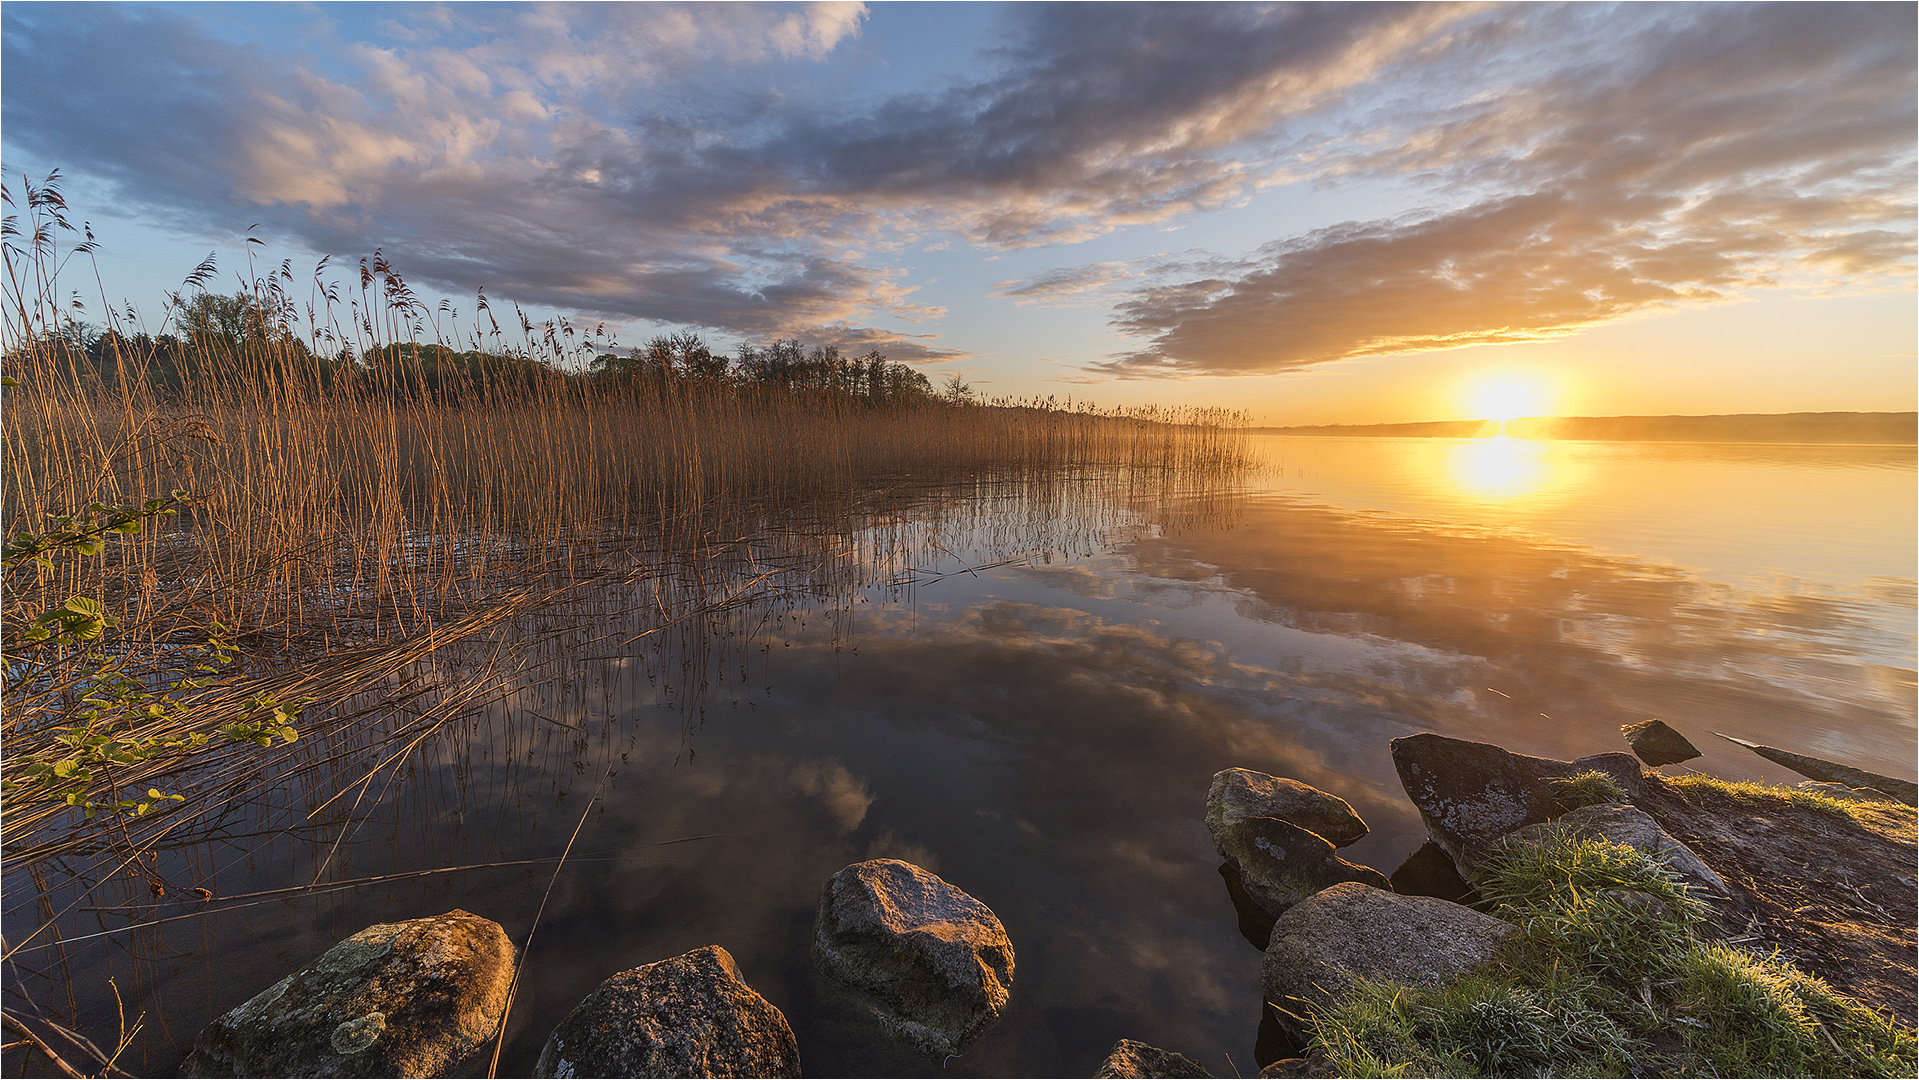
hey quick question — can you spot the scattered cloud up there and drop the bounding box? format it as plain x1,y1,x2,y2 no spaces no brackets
1093,4,1916,376
995,262,1139,307
2,2,1909,373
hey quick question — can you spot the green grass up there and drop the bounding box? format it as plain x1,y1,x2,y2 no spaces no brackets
1665,771,1909,825
1549,768,1630,813
1308,831,1916,1078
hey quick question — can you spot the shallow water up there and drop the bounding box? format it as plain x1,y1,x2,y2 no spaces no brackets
8,436,1914,1077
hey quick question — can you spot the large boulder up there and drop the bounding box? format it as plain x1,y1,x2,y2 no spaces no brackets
1261,882,1517,1048
533,945,798,1078
182,909,514,1078
1220,817,1388,919
1620,719,1701,767
1488,803,1729,897
813,859,1014,1057
1094,1039,1212,1078
1205,770,1367,850
1390,733,1646,879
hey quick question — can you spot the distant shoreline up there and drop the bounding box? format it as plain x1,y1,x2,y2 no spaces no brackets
1251,411,1918,444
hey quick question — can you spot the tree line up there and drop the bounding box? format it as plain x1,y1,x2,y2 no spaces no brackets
21,291,952,406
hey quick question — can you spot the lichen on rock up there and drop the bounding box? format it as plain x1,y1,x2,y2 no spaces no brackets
533,945,798,1079
1205,769,1368,851
181,908,514,1078
812,858,1014,1057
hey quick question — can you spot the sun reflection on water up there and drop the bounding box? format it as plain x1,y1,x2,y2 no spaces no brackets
1443,436,1557,501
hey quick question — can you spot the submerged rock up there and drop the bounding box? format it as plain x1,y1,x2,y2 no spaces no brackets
182,909,514,1078
1390,732,1646,879
1220,817,1388,919
1205,769,1368,851
1489,802,1729,896
1219,860,1279,949
1094,1039,1212,1078
1388,841,1480,906
534,945,798,1079
1713,733,1917,806
1261,882,1517,1048
1620,719,1701,767
812,858,1014,1057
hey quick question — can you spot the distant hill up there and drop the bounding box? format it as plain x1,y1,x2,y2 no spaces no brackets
1253,412,1917,444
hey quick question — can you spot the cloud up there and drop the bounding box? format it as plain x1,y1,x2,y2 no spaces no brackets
1093,3,1917,377
2,2,1909,374
995,262,1138,307
0,2,1463,347
790,758,875,831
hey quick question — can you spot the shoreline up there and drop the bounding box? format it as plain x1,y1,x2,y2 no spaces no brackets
1250,411,1918,444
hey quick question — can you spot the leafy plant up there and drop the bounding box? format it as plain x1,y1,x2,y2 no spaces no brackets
1,494,305,822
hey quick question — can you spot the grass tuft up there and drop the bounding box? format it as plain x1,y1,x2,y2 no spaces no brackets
1309,833,1916,1078
1665,771,1910,825
1549,768,1629,813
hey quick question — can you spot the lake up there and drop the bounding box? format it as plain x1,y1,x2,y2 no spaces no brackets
10,435,1914,1077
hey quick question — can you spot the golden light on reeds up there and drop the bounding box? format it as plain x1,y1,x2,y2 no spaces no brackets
0,179,1252,869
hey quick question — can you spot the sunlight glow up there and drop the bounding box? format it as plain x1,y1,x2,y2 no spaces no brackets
1462,370,1556,422
1446,437,1552,500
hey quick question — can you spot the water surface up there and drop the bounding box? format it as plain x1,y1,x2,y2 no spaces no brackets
9,436,1914,1076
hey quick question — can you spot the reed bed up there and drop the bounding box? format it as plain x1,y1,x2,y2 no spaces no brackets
3,178,1255,1075
4,342,1246,644
2,175,1249,878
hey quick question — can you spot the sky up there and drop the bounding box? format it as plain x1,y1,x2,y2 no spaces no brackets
2,1,1914,424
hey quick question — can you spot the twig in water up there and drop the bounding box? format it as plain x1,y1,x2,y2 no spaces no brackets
487,768,609,1078
0,1011,86,1079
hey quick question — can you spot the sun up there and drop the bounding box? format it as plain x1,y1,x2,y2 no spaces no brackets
1462,371,1555,423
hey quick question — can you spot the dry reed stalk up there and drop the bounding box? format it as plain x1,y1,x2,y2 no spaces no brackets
4,177,1250,889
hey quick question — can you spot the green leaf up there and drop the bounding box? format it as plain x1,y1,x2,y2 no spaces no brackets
59,597,104,617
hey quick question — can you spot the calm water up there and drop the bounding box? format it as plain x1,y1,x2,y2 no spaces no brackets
9,437,1915,1077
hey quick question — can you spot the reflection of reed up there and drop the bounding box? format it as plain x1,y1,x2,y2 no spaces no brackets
2,441,1253,1074
1,199,1252,1069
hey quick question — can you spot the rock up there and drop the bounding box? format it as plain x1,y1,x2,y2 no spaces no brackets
1093,1039,1212,1078
1620,719,1701,766
1388,841,1481,906
1220,817,1388,919
812,859,1014,1057
1205,769,1368,850
1261,881,1517,1048
1713,733,1918,806
1633,770,1918,1021
534,945,797,1079
1490,803,1728,896
1390,732,1647,879
1254,1001,1304,1066
1797,780,1899,804
182,909,514,1078
1218,861,1278,949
